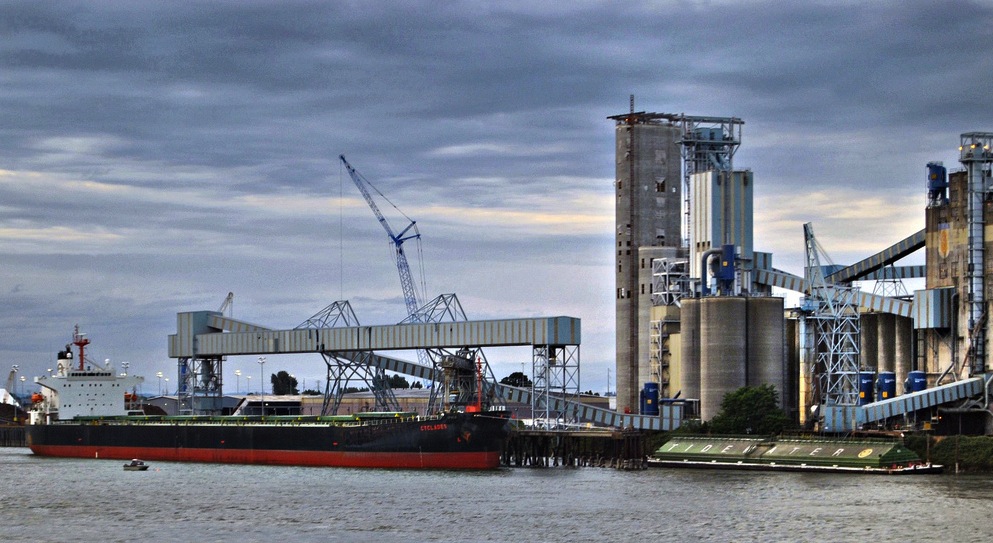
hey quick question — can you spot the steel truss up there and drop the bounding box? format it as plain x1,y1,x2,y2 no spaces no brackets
295,301,402,415
811,287,861,406
804,223,861,409
651,258,689,307
531,344,580,429
298,295,505,416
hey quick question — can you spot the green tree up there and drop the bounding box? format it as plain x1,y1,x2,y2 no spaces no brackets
270,371,299,395
387,374,410,389
709,384,789,435
499,371,532,388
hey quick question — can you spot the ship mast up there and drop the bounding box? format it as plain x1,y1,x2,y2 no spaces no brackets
72,324,90,371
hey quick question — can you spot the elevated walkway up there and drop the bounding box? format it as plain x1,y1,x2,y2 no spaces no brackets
754,268,913,317
170,312,580,357
363,353,682,431
823,377,985,431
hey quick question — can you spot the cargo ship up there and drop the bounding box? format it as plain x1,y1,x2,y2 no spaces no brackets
649,435,942,474
27,327,512,470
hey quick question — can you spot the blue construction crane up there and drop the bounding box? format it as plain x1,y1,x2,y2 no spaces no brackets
339,155,425,319
338,156,504,413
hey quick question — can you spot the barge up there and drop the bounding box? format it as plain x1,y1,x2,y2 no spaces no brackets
649,435,942,474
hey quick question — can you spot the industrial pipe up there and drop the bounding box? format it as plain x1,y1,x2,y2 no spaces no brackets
699,247,723,296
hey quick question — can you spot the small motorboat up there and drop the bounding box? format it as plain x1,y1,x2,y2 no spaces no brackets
123,459,149,471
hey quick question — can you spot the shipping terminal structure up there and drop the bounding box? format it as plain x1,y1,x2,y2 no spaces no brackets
610,100,993,435
23,107,993,444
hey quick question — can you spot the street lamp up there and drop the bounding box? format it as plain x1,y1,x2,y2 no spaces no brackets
163,378,169,395
258,357,266,396
19,376,25,397
235,369,242,393
156,371,164,395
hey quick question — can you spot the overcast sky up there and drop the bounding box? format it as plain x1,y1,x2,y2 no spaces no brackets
2,1,990,395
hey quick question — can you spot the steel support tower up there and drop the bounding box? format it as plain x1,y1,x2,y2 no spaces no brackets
960,132,993,376
531,344,580,428
803,223,861,419
296,300,401,415
675,115,744,248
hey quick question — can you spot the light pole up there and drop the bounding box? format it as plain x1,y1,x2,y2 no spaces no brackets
235,369,242,393
258,357,267,417
156,371,164,396
19,376,26,398
258,356,266,396
163,378,169,395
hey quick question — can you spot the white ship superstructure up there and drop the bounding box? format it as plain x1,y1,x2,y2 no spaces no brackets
31,326,143,422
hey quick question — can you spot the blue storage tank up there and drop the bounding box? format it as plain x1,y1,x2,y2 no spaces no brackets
858,372,875,405
907,370,927,393
717,244,735,281
927,162,948,191
927,162,948,205
640,382,660,416
876,371,897,400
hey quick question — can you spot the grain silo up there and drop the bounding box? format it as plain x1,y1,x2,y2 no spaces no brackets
699,297,748,420
746,297,786,408
678,297,702,414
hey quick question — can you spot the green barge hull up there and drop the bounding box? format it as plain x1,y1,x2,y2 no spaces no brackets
649,436,942,474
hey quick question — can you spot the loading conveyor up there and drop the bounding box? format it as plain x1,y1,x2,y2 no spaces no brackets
823,377,985,431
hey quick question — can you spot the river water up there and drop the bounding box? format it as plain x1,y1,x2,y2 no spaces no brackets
2,447,993,542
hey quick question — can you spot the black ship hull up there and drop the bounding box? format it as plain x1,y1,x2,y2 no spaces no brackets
27,411,511,469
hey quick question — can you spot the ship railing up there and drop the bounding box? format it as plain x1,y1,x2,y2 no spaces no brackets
69,411,427,427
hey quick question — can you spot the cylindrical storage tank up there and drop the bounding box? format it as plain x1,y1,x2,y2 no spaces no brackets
894,316,913,393
858,372,875,405
679,298,701,416
876,313,896,373
700,297,747,421
641,382,660,416
746,297,786,409
876,371,897,400
907,370,927,393
860,313,879,371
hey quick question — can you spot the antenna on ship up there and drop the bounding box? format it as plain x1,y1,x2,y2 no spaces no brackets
72,324,90,371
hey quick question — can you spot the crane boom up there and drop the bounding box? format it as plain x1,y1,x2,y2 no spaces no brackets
339,155,423,319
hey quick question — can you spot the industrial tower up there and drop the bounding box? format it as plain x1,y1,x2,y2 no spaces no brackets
607,104,683,413
608,102,749,415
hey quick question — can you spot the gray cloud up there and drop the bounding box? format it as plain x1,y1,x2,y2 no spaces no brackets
0,0,989,390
